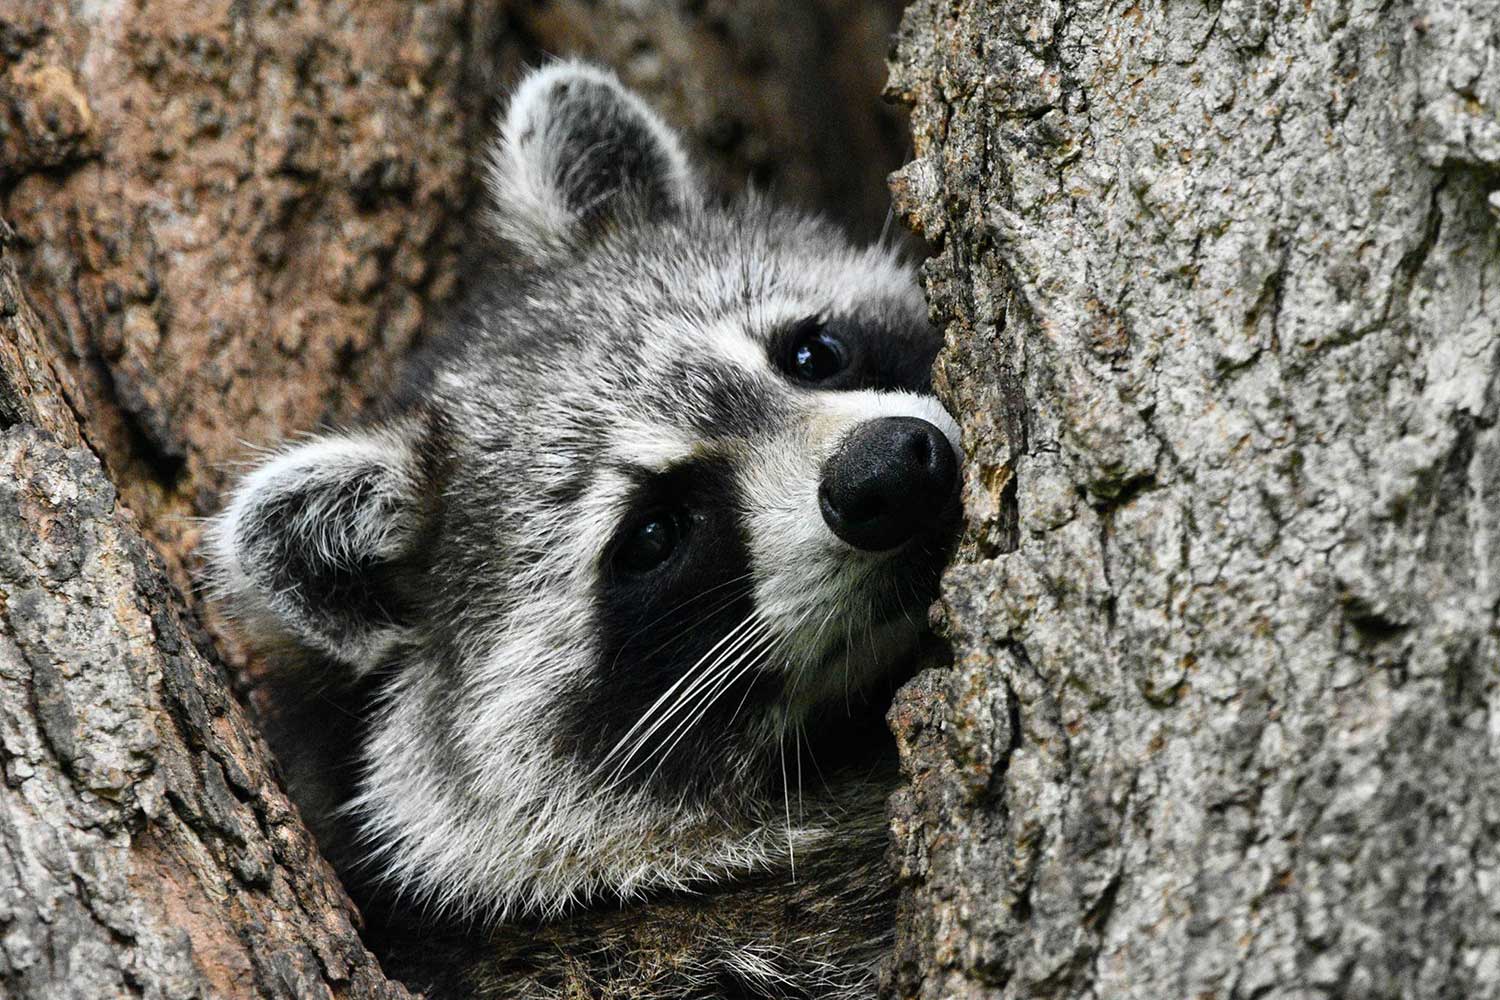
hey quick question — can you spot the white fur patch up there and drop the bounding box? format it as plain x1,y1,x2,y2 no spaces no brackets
737,390,960,704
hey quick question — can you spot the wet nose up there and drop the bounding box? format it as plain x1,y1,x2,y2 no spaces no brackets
818,417,958,552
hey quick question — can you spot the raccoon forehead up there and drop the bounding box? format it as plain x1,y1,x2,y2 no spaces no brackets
521,202,923,330
676,243,921,332
450,318,789,440
639,245,917,323
591,364,793,473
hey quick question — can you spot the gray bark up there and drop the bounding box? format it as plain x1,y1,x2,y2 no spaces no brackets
884,1,1500,998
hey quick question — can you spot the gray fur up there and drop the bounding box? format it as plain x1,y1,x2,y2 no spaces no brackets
208,61,958,998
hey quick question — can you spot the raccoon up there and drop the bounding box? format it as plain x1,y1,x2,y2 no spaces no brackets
209,61,961,999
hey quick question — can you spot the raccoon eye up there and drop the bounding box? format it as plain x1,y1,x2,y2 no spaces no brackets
783,320,848,383
614,508,683,575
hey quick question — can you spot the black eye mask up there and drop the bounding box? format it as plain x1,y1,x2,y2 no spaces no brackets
770,314,939,394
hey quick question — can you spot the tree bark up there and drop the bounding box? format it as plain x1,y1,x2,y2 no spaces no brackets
1,220,414,999
1,3,906,997
885,1,1500,998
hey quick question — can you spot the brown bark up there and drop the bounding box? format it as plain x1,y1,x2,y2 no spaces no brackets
1,3,907,997
3,0,519,661
1,219,412,999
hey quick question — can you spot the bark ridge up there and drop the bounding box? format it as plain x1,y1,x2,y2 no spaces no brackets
886,1,1500,997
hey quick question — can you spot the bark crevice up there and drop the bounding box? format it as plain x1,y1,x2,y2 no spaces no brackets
886,1,1500,997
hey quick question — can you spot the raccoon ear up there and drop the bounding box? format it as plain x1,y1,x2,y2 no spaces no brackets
208,427,423,673
486,60,701,262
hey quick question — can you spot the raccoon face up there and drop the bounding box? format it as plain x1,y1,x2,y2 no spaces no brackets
210,61,961,917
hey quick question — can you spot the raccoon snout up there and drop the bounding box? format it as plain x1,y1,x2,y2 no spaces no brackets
818,417,958,552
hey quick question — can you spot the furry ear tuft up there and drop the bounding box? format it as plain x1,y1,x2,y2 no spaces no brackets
207,427,423,672
486,60,700,262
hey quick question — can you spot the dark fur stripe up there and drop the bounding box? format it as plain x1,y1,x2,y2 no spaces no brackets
564,456,773,801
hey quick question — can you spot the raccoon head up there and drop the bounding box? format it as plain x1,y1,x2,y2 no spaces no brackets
209,61,962,919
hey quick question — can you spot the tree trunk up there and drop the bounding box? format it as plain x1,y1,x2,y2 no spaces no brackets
2,226,414,1000
885,1,1500,998
16,0,1493,996
1,2,906,997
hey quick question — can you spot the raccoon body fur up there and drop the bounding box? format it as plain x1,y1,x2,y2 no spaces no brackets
209,61,961,999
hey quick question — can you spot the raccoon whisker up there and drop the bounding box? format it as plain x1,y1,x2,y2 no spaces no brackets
603,611,780,786
641,614,774,744
775,597,842,711
612,653,774,791
801,715,836,800
764,616,817,884
877,199,897,253
801,602,844,692
621,571,755,645
618,575,756,667
634,620,787,787
896,575,919,631
795,719,805,824
641,603,818,787
596,611,764,778
597,587,757,697
616,648,771,793
779,720,795,882
643,656,769,789
722,610,814,736
826,586,860,712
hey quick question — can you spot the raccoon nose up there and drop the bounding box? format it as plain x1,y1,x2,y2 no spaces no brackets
819,417,958,552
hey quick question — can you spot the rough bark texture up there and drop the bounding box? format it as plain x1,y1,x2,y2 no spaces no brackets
1,222,413,999
0,3,907,998
886,1,1500,998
